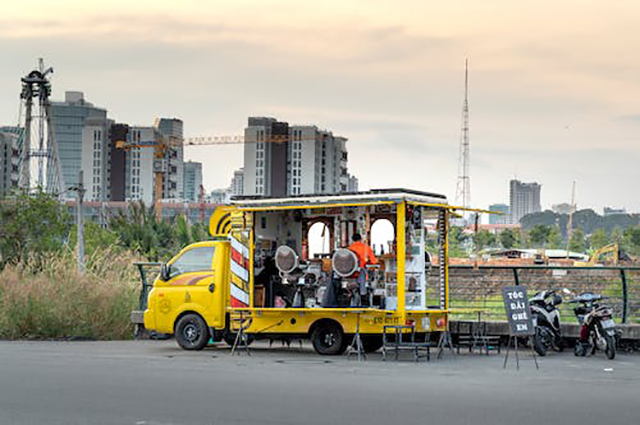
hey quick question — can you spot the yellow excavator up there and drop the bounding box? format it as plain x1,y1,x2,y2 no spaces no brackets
574,243,624,267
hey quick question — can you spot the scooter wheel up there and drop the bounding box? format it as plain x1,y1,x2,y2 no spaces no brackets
574,342,587,357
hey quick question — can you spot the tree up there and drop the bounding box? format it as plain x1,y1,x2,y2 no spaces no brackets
589,228,609,250
547,227,563,249
0,190,73,268
569,228,587,252
623,227,640,256
528,225,553,247
448,226,471,257
499,228,516,249
69,221,120,258
108,202,212,262
611,227,623,244
473,230,496,251
109,202,175,261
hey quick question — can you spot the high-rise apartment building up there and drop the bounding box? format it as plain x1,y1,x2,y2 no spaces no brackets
125,126,156,204
488,203,510,224
50,91,108,194
109,121,185,205
0,128,21,198
156,118,184,201
509,179,541,224
81,116,113,201
183,161,203,203
243,117,349,196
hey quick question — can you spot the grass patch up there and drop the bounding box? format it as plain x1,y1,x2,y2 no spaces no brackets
0,247,142,340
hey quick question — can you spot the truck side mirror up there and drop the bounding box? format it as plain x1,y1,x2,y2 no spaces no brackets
160,263,171,281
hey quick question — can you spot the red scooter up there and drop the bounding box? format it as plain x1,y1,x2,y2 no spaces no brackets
568,292,616,360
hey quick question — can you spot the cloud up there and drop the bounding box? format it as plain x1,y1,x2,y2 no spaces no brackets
1,1,639,212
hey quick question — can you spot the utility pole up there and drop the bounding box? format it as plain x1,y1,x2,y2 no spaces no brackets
75,170,86,273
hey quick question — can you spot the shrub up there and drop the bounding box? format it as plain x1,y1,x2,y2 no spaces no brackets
0,247,142,340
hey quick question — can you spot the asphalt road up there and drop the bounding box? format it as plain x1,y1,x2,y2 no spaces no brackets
0,340,638,425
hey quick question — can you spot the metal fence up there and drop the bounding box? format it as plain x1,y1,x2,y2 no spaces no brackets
439,266,640,324
135,262,163,311
134,261,640,325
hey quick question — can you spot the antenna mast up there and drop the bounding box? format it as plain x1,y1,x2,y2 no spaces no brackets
455,59,471,209
565,181,576,257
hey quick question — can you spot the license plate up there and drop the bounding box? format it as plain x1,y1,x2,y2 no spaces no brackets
601,319,615,329
422,317,431,331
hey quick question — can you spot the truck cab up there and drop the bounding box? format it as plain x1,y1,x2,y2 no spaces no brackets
144,240,230,349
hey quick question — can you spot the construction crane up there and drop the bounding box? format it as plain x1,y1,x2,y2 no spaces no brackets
183,134,289,146
115,133,293,220
115,132,182,219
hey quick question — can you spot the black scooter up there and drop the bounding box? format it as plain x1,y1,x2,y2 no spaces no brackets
529,289,565,356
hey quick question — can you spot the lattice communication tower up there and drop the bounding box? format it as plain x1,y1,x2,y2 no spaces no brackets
455,59,471,209
19,58,64,195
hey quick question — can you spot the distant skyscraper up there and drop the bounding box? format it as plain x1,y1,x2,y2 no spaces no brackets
243,117,349,196
210,188,231,204
489,203,510,224
347,174,359,192
552,203,573,214
183,161,203,203
50,91,108,195
509,179,541,223
603,207,626,217
230,168,244,196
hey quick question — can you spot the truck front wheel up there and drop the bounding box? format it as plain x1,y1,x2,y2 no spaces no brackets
175,313,209,351
311,322,346,355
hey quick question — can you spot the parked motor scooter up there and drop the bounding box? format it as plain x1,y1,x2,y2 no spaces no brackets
568,292,616,360
530,289,565,356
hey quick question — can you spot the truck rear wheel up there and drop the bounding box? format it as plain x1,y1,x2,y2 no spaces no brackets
175,313,209,351
311,322,346,355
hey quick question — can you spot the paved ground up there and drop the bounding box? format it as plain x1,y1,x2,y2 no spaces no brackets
0,340,638,425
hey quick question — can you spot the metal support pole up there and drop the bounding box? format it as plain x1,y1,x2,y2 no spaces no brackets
19,94,32,189
77,170,85,274
512,268,520,286
620,269,628,324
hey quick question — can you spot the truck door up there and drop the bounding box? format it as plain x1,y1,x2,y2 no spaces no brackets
163,244,222,329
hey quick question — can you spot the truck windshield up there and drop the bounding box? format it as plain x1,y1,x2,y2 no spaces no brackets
169,246,215,278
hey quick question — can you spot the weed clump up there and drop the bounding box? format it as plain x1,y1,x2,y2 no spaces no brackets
0,247,141,340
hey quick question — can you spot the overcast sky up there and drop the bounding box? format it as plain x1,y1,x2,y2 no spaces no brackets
1,0,638,213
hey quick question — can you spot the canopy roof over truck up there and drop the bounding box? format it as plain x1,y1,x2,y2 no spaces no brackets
231,188,448,210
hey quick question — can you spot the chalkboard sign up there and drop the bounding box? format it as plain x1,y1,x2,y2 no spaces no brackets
502,286,534,336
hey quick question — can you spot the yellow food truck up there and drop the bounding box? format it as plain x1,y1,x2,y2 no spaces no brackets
143,189,462,355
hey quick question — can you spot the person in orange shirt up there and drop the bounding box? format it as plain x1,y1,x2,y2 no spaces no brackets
348,233,378,305
349,233,378,269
